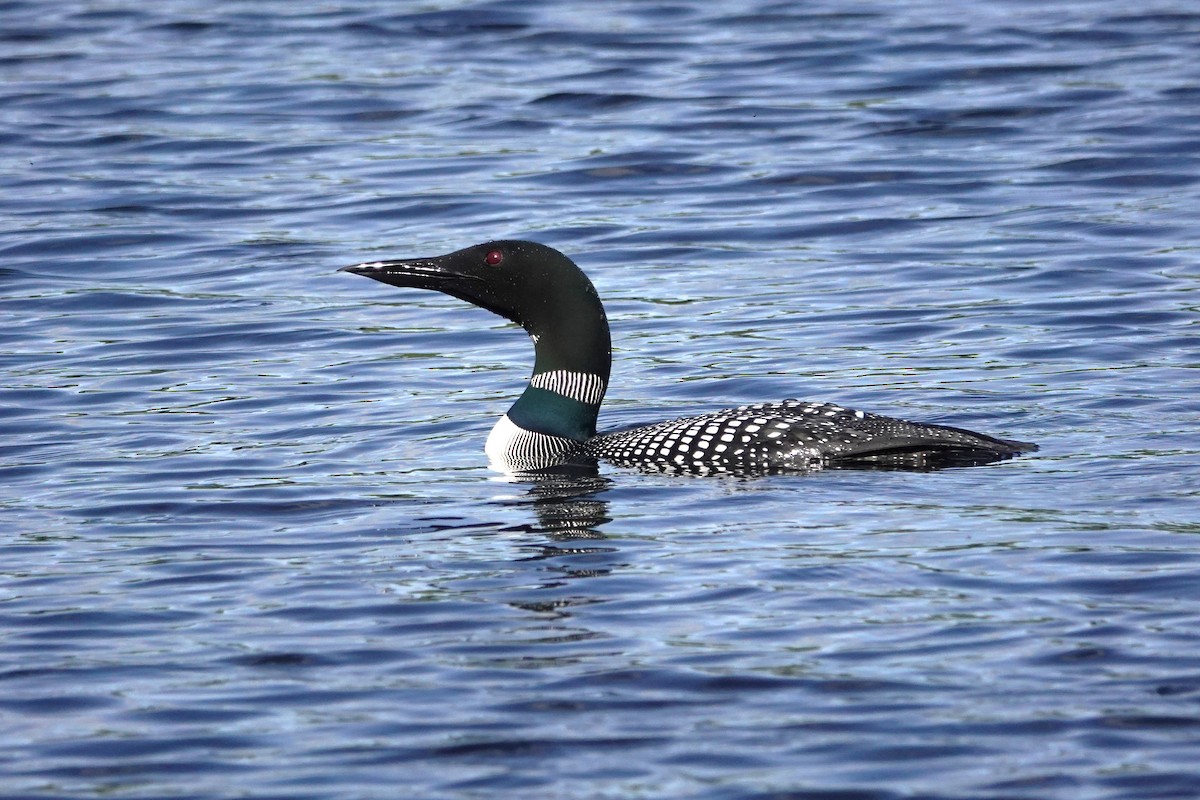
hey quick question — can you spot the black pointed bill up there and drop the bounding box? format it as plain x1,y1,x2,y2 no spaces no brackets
339,254,509,321
339,259,486,290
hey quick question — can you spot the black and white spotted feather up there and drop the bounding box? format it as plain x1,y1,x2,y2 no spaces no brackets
584,399,1032,474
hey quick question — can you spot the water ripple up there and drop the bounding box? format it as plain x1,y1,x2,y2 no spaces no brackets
2,0,1200,798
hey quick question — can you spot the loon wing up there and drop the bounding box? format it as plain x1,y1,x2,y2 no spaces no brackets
588,399,1036,474
749,400,1037,469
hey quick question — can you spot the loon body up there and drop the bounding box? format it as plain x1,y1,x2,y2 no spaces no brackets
342,240,1036,475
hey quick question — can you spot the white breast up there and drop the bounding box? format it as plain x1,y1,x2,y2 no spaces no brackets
485,414,578,473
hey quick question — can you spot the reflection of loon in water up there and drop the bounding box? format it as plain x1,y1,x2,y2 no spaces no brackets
517,474,613,543
342,240,1037,476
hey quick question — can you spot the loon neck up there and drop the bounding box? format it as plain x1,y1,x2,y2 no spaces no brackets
507,303,612,442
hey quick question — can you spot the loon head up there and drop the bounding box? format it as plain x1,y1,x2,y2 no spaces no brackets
341,240,613,450
341,240,608,354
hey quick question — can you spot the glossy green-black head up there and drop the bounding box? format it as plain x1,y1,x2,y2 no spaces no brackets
341,240,612,381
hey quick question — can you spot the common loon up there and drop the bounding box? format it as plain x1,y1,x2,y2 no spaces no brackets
341,240,1037,475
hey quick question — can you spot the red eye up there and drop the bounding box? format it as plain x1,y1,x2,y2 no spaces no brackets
485,249,503,266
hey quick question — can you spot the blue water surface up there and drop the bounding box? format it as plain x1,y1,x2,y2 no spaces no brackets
3,1,1200,798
